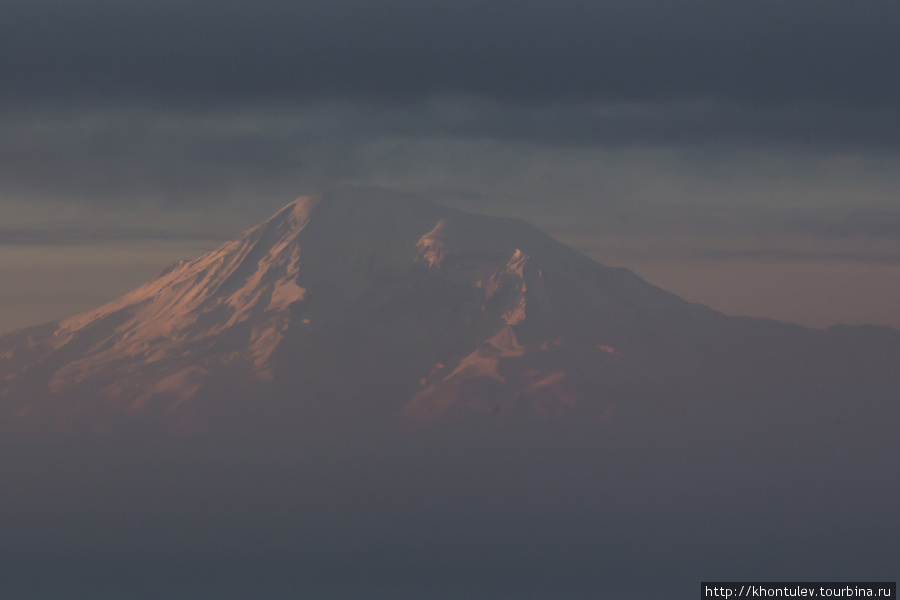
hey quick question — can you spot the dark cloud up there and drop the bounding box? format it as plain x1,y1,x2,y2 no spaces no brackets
0,110,309,205
3,0,900,209
2,102,900,212
1,0,899,109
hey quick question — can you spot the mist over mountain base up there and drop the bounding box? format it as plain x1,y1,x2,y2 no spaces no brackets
1,392,896,600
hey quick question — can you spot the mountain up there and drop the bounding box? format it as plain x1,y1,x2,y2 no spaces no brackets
1,187,899,598
1,186,899,435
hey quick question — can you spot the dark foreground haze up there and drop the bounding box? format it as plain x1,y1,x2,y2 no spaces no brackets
0,189,897,598
1,411,896,600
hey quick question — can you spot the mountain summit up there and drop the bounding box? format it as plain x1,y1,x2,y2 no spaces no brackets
2,187,899,434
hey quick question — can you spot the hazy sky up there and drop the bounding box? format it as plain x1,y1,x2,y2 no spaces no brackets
2,0,900,332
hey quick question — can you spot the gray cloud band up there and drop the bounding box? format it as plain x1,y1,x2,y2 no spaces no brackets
2,101,900,209
1,0,898,109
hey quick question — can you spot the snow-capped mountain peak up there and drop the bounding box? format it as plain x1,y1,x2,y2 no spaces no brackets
2,186,899,434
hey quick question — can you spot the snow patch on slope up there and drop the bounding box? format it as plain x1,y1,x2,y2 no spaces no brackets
45,197,320,391
415,220,448,269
